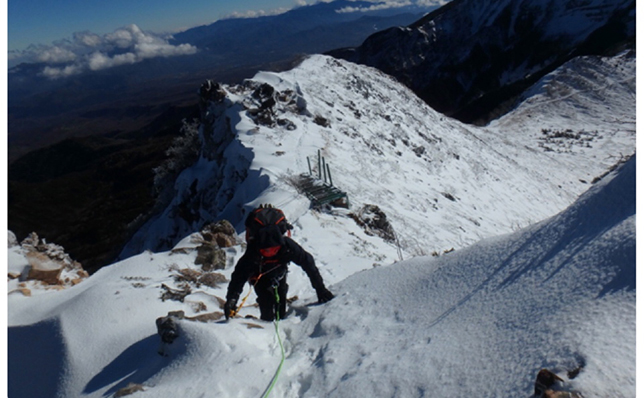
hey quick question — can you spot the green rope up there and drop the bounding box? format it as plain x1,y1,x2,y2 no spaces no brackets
261,286,286,398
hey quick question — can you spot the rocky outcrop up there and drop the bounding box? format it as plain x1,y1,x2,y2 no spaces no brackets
201,220,237,248
194,220,238,271
25,251,64,285
350,205,396,243
10,232,89,286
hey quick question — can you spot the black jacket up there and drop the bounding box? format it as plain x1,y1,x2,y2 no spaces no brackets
226,237,326,301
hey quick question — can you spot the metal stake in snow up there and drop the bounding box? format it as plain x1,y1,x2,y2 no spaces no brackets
318,149,322,180
326,163,333,186
322,156,327,183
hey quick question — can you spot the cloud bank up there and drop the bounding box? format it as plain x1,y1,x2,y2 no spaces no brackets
224,8,291,19
9,24,197,79
334,0,446,13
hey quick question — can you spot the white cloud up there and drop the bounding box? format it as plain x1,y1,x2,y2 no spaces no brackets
224,7,290,19
9,24,198,78
41,64,84,78
36,46,77,64
336,0,413,13
73,31,103,48
136,42,198,59
105,27,137,49
87,51,138,71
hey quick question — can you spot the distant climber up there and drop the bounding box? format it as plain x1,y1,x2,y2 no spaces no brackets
224,205,334,322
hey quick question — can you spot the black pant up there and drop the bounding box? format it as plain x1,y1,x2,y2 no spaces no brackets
255,275,288,321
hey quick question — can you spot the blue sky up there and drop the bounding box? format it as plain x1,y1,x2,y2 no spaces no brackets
8,0,302,51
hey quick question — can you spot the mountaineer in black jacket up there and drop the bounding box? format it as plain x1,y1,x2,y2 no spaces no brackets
224,206,334,321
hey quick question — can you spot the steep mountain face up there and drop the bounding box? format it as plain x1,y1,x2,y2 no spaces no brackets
120,52,634,261
329,0,635,124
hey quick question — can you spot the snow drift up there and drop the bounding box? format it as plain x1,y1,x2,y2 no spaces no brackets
7,154,634,398
283,156,635,398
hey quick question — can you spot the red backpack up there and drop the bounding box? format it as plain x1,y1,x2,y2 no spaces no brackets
245,205,292,258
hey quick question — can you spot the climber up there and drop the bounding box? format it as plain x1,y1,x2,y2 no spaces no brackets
224,205,334,321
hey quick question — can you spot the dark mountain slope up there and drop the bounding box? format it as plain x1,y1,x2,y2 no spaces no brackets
8,105,199,273
329,0,635,124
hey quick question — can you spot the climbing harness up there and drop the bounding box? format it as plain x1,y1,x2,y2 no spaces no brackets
229,263,284,317
261,285,286,398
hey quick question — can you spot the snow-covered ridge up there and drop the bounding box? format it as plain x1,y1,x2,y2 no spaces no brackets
121,53,634,264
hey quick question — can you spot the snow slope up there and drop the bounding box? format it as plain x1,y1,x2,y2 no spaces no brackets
122,53,634,262
7,52,635,397
7,153,635,398
282,156,635,398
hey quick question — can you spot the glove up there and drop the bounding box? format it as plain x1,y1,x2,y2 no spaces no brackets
316,287,334,304
224,298,237,320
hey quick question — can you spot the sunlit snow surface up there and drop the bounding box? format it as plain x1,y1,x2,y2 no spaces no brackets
8,52,635,398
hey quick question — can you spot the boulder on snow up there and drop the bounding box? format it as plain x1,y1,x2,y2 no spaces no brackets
253,82,275,100
203,219,236,236
350,204,396,242
156,316,180,344
194,220,236,271
160,283,191,302
18,232,88,287
534,369,583,398
198,272,227,288
199,80,226,105
194,244,227,271
201,220,237,248
25,252,63,285
8,287,31,297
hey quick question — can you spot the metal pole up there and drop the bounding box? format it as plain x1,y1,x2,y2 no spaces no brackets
322,157,327,183
326,163,333,186
318,150,322,179
307,157,312,175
